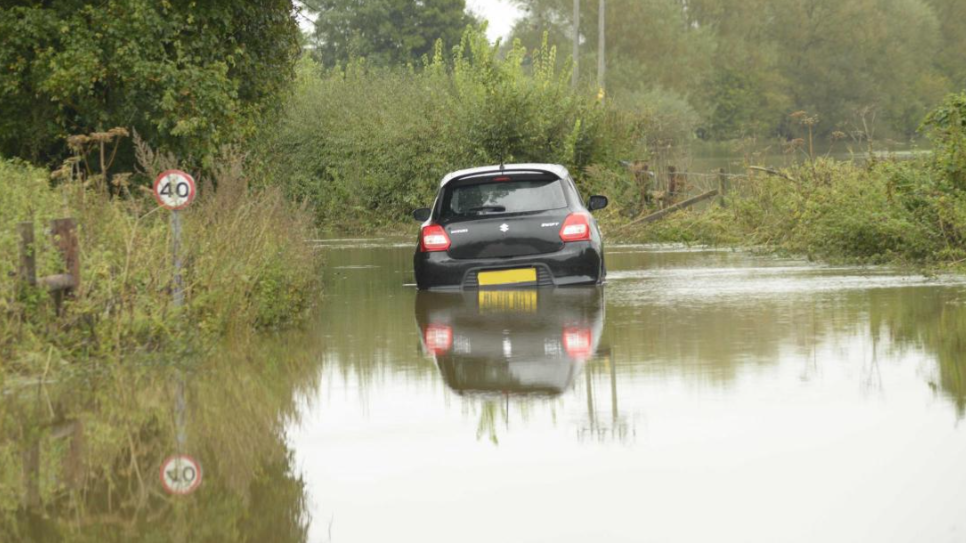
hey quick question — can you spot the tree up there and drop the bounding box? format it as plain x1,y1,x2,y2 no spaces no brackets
925,0,966,90
510,0,712,95
304,0,479,67
511,0,951,139
0,0,301,167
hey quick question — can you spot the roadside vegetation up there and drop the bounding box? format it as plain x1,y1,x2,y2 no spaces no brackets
3,0,966,376
616,93,966,269
0,2,319,377
510,0,965,142
0,139,320,376
262,29,637,228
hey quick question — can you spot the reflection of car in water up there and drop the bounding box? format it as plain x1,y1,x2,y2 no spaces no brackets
415,288,605,397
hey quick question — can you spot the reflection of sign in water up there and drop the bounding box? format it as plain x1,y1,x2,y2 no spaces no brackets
160,455,202,495
153,169,196,210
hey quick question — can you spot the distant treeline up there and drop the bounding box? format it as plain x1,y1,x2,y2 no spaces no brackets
508,0,966,140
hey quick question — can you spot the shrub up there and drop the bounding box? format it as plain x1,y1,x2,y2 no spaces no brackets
922,91,966,190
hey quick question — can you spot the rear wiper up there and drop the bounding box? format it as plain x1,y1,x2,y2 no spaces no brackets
467,206,506,214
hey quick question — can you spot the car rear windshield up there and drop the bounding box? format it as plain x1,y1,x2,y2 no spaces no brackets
441,179,567,218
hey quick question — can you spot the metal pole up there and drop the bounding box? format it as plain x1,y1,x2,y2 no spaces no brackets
171,210,184,308
171,208,186,453
572,0,580,88
597,0,605,97
609,355,618,424
175,376,187,452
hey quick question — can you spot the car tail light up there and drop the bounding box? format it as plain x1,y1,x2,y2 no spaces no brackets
559,212,591,242
424,324,453,355
420,224,451,252
562,327,593,360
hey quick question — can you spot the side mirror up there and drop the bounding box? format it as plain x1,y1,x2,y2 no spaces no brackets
588,195,608,211
412,208,432,222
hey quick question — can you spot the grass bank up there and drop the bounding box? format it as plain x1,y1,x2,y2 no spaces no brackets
0,147,322,377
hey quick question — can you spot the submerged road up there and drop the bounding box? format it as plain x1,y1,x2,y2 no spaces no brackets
5,239,966,542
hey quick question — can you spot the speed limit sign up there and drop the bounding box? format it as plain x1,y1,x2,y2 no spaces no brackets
153,169,196,210
160,454,202,495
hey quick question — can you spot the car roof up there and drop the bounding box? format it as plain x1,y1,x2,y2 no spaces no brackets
439,163,571,188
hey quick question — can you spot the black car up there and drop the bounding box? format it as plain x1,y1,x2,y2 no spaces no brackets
415,288,606,396
412,164,608,290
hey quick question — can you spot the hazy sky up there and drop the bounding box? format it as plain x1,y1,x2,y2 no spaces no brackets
466,0,524,41
297,1,524,43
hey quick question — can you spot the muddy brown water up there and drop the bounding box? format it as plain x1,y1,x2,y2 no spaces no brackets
4,239,966,542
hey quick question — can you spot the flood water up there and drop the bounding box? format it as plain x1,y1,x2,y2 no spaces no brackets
4,240,966,542
664,140,929,181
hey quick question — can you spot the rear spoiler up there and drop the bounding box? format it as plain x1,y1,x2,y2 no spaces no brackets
442,169,560,188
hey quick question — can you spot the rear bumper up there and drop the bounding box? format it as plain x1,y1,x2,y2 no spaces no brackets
414,241,602,290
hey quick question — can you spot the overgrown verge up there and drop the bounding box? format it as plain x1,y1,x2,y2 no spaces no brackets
615,92,966,268
0,146,322,376
261,28,638,229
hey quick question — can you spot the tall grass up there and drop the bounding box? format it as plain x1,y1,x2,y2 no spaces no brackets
0,144,322,375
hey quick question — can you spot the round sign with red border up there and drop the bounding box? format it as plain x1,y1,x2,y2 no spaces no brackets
153,170,196,210
160,454,202,495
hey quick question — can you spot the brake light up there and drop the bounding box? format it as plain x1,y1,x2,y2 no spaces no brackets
424,324,453,355
420,224,451,252
493,176,511,182
559,212,591,242
562,327,593,360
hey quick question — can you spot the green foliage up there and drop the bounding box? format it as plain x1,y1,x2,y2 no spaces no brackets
922,91,966,190
305,0,478,67
511,0,954,139
263,28,637,227
621,91,966,261
0,154,322,373
924,0,966,91
614,87,701,148
621,158,966,266
0,0,300,167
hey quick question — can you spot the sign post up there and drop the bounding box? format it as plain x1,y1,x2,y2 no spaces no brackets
160,454,202,496
153,170,196,308
153,170,200,497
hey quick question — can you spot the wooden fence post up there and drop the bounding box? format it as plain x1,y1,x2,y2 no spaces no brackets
18,222,37,287
50,218,80,293
633,161,651,213
718,168,728,207
15,218,81,316
667,166,677,207
49,219,79,315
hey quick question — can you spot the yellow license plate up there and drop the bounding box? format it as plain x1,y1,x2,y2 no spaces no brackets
477,268,537,287
478,290,538,313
